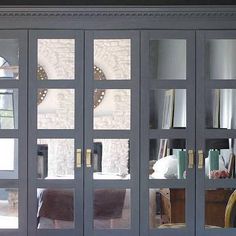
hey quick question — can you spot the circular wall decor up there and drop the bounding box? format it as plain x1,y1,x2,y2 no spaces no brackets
37,65,48,105
94,65,106,109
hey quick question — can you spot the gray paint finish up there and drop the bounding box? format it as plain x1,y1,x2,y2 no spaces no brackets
0,6,234,236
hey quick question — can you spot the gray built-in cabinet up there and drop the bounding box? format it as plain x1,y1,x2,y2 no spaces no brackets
0,6,236,236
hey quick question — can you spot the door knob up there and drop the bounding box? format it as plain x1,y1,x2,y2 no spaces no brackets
86,149,92,167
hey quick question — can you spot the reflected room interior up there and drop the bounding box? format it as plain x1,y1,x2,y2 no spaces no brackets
34,39,132,229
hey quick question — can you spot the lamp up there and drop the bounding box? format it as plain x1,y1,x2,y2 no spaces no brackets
206,139,229,177
168,139,186,179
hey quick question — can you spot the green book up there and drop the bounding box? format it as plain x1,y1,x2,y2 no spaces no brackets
209,150,219,173
178,150,186,179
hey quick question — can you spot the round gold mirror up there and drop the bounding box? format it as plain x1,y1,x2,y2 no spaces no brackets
37,65,106,108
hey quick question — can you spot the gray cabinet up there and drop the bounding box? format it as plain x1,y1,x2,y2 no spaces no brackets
0,6,235,236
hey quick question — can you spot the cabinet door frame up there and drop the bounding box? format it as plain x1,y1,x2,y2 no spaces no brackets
28,30,84,236
0,30,28,236
140,30,196,236
84,30,140,236
196,30,236,236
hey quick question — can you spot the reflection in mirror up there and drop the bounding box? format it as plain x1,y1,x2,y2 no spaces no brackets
206,89,236,129
205,188,236,228
207,40,236,80
37,139,74,179
149,39,186,80
149,139,186,179
37,39,75,80
37,188,74,229
37,89,75,129
93,139,130,180
0,139,18,179
94,39,131,80
0,89,18,129
0,188,18,229
150,89,186,129
94,189,131,229
149,188,186,229
94,89,130,130
204,139,236,179
0,39,19,80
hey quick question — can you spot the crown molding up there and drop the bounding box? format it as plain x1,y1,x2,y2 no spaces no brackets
0,6,236,18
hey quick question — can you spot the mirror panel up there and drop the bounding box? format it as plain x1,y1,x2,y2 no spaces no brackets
93,139,130,180
149,39,186,80
0,188,18,229
93,188,131,229
37,89,75,129
37,39,75,80
37,188,75,229
94,39,131,80
149,89,186,129
149,188,186,229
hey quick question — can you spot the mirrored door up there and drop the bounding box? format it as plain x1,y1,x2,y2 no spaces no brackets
0,30,27,236
141,30,196,236
28,30,84,236
196,31,236,236
84,30,140,236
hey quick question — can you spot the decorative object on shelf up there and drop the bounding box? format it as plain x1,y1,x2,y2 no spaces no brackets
162,89,175,129
210,170,229,179
206,138,229,178
228,153,235,178
168,138,186,179
212,89,220,128
37,65,48,105
93,65,106,109
157,139,168,160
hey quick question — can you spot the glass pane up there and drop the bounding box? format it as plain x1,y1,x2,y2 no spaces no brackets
94,89,131,130
205,188,235,228
206,89,236,129
37,139,74,179
94,189,130,229
149,39,186,80
0,89,18,129
0,39,19,80
207,40,236,80
37,188,74,229
93,139,130,180
205,139,234,179
94,39,130,80
150,89,186,129
37,89,75,129
0,188,18,229
0,139,18,179
149,188,185,228
37,39,75,80
149,139,186,179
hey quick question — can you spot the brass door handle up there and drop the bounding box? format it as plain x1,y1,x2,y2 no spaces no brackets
86,149,92,167
188,150,194,169
76,149,82,168
198,150,204,169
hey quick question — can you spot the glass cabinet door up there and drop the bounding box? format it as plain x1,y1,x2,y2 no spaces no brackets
141,30,196,236
0,31,27,236
196,31,236,236
84,31,140,236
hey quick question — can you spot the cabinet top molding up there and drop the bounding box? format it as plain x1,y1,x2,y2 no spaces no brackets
1,6,236,18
